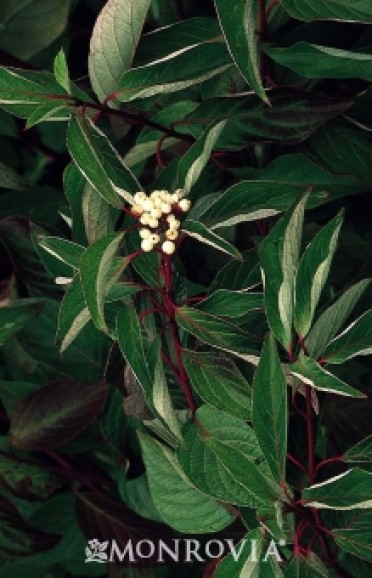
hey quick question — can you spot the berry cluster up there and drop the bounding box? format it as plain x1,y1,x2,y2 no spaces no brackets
131,189,191,255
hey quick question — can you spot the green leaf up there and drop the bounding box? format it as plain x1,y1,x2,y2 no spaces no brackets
82,182,118,245
80,232,123,333
206,438,282,504
0,301,44,345
0,66,68,119
63,162,88,246
201,181,316,229
259,194,308,351
214,529,264,578
175,306,259,362
290,353,365,398
265,43,372,82
25,102,69,129
67,116,139,208
305,279,371,359
183,350,251,419
182,220,241,260
178,120,227,194
322,309,372,364
37,236,84,271
0,0,71,60
344,435,372,464
282,0,372,23
178,405,274,507
88,0,152,102
303,468,372,509
53,49,71,93
117,304,153,396
139,433,234,533
214,0,268,103
332,511,372,562
294,212,343,338
197,289,263,318
253,335,287,482
152,357,183,443
116,42,231,102
135,17,221,66
57,276,90,352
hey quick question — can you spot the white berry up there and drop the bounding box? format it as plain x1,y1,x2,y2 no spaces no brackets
179,199,191,212
162,240,176,255
141,239,153,252
150,234,160,244
139,228,151,239
148,217,159,229
140,213,149,225
161,202,171,214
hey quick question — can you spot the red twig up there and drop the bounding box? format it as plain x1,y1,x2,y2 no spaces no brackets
287,453,307,473
265,0,280,20
315,456,344,477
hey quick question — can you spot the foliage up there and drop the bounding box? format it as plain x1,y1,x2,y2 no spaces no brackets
0,0,371,576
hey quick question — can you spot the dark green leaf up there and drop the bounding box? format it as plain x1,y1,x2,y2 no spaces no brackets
282,0,372,23
214,0,268,102
265,43,372,82
290,353,365,398
294,212,343,338
253,334,287,482
259,194,308,350
344,435,372,464
182,219,241,259
183,350,251,419
67,116,139,208
175,306,260,361
323,309,372,364
197,289,263,318
303,467,372,509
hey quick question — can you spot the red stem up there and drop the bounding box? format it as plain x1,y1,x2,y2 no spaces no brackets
161,254,196,415
287,453,307,473
315,456,344,477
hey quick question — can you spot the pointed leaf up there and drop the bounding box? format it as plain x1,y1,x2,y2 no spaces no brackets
265,43,372,82
323,309,372,364
57,276,91,352
182,220,241,260
179,120,227,194
183,351,251,419
305,279,371,359
80,232,123,333
214,0,268,103
116,42,231,102
175,306,259,361
153,357,182,443
197,289,263,318
117,304,153,396
259,194,308,350
344,435,372,464
294,212,343,338
290,353,365,398
0,453,62,501
303,468,372,510
0,301,44,345
139,433,233,533
67,116,139,208
253,334,287,482
54,49,71,93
